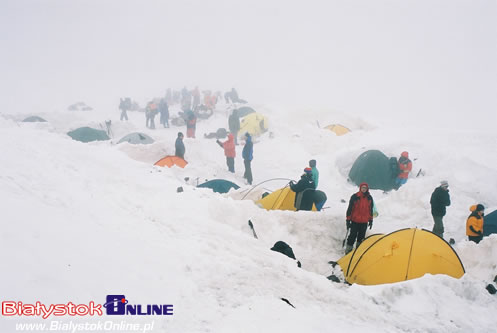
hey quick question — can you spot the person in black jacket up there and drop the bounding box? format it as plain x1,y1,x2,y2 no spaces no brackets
175,132,185,159
430,180,451,238
228,109,240,145
159,98,169,128
289,168,316,211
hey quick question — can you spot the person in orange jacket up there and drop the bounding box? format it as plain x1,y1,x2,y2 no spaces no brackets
466,204,484,243
395,151,412,188
185,110,197,138
216,133,236,173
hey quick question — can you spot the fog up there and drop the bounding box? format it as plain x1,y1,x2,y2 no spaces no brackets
1,0,496,127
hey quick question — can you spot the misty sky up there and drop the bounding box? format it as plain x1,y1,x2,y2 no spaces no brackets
1,0,496,126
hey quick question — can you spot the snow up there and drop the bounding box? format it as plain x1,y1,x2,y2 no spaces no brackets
1,101,496,332
1,0,496,332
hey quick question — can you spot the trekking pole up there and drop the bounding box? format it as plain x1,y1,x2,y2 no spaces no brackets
342,228,350,248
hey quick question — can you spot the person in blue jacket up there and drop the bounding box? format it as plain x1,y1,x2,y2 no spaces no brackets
242,133,253,185
309,159,319,189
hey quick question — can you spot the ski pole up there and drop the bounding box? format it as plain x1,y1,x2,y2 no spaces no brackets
342,228,350,248
248,220,258,239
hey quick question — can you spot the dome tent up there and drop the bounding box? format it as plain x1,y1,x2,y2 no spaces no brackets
348,150,397,191
154,155,187,168
197,179,240,194
67,127,110,143
117,132,154,145
337,228,465,286
483,210,497,237
22,116,47,122
238,112,268,139
325,124,350,136
256,187,317,211
236,106,256,118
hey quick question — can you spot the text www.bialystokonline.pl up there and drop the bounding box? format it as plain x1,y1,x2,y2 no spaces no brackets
15,320,155,332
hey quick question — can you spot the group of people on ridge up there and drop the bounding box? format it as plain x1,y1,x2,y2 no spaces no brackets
341,150,486,255
430,180,485,244
214,132,253,184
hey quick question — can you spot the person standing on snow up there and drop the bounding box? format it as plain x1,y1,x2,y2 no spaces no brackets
430,180,451,239
289,168,316,211
228,109,241,145
119,97,130,121
216,133,236,173
145,101,158,129
185,109,197,138
242,132,253,185
175,132,185,159
192,86,201,111
309,159,319,189
158,98,169,128
395,151,412,188
345,182,374,254
466,204,484,244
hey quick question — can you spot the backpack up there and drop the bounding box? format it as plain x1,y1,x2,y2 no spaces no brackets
270,241,296,260
389,157,400,178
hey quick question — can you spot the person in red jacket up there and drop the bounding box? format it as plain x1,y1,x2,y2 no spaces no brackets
345,182,374,254
216,133,236,173
395,151,412,188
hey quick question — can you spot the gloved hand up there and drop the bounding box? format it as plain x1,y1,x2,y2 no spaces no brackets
368,220,373,229
346,220,351,229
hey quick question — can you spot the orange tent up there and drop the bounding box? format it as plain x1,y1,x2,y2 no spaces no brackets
154,155,188,168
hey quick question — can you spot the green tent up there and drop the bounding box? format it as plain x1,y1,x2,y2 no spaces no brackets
67,127,110,143
236,106,256,118
197,179,240,194
117,132,154,145
22,116,47,122
348,150,396,191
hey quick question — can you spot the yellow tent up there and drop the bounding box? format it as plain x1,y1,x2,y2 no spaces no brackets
239,113,268,138
325,124,350,136
256,187,316,211
337,228,465,285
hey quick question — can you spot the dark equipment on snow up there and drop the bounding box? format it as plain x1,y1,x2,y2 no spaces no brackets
280,298,295,308
327,275,341,283
248,220,258,239
270,241,296,260
486,284,497,295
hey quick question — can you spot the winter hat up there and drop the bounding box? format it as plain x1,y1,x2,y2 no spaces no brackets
440,180,449,187
476,204,485,212
359,182,369,190
178,132,184,138
401,151,409,158
309,159,316,167
304,167,312,174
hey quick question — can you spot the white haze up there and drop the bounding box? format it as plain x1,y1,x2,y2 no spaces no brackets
1,0,496,129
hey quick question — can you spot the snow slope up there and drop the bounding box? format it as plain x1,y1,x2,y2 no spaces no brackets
1,102,496,332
